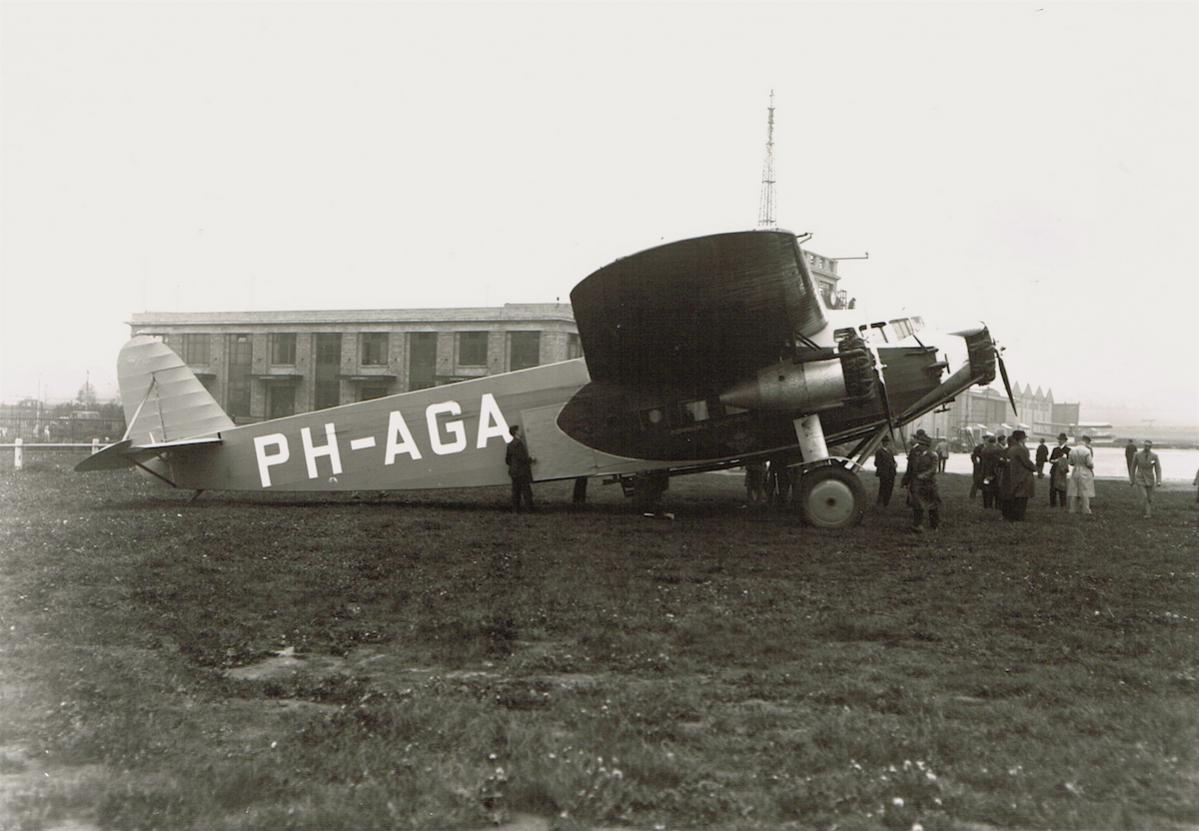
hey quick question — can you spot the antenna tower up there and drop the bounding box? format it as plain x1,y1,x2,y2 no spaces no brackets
757,90,777,229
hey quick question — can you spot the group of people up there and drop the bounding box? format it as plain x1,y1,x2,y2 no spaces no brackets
971,431,1088,518
870,427,1159,532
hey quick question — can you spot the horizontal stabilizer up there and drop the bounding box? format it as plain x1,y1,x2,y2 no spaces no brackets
74,436,223,472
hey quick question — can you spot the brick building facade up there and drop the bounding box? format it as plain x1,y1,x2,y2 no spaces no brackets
129,304,579,423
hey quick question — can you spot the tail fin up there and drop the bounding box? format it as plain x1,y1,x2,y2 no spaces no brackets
118,336,235,443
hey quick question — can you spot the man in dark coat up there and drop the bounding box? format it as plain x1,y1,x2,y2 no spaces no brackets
1002,430,1037,520
969,435,986,499
505,425,535,512
1035,438,1049,478
873,435,897,507
1124,439,1137,480
978,434,1003,510
1048,432,1070,508
903,433,940,531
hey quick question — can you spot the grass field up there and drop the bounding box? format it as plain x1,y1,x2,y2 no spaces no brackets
1,458,1197,830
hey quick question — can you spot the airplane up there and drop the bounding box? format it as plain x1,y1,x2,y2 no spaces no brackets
76,229,1015,528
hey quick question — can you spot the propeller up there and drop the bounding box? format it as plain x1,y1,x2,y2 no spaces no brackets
995,342,1018,416
868,344,898,439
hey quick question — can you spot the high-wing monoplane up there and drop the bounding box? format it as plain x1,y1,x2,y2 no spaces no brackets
77,230,1012,527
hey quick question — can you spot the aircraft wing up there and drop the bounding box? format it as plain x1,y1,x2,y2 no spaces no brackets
570,230,826,390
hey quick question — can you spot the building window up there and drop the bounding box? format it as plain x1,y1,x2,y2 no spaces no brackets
181,334,210,365
270,333,297,365
227,334,253,418
361,333,388,366
268,385,295,419
567,333,583,360
360,384,391,401
316,333,342,364
457,332,488,367
509,331,540,371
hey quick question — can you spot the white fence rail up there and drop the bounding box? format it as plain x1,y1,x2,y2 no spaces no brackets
1,439,102,470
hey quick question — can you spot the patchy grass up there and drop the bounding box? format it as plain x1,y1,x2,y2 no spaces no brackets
1,459,1197,830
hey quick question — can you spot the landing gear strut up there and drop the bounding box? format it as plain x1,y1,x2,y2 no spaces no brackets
793,414,866,529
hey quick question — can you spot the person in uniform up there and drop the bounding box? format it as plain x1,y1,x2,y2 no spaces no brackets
874,435,897,507
505,425,535,512
1130,440,1163,519
903,432,940,532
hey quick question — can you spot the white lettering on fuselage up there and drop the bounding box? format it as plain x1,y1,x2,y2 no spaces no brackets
254,433,290,487
251,395,514,488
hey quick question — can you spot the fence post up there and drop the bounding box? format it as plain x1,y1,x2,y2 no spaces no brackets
13,438,22,471
92,438,100,454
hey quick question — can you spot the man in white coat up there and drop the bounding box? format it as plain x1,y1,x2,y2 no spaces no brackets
1067,435,1096,515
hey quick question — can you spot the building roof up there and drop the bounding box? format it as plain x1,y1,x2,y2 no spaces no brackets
129,303,576,328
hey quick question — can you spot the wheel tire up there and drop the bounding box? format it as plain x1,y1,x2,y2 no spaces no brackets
798,465,866,529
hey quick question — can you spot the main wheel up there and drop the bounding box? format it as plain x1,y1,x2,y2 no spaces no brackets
798,465,866,529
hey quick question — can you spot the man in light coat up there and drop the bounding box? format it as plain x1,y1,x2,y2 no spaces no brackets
1067,435,1095,515
1130,440,1163,519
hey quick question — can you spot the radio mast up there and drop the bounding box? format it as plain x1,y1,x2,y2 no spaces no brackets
757,90,777,229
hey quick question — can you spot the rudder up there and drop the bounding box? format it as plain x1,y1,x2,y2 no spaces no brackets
119,336,235,443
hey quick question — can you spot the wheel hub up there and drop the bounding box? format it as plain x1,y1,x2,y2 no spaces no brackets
805,477,856,527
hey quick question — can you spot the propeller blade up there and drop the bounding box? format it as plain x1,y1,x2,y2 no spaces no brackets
997,352,1018,416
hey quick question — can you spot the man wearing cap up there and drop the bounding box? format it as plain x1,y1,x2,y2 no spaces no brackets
1048,432,1070,508
904,432,941,532
1002,430,1037,520
1130,440,1163,519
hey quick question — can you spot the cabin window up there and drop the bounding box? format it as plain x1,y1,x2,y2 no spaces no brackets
270,333,297,365
361,333,389,366
457,332,488,367
639,408,665,430
681,399,709,422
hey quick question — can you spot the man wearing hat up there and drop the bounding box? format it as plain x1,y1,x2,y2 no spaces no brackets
1002,430,1037,520
1130,439,1163,518
1048,432,1070,508
873,435,898,507
903,431,941,532
979,433,1003,510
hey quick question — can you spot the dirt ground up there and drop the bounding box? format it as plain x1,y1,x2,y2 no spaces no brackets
2,458,1198,830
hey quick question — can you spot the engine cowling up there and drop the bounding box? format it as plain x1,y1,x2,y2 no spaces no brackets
719,344,874,413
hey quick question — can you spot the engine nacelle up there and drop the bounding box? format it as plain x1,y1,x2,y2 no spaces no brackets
719,357,848,412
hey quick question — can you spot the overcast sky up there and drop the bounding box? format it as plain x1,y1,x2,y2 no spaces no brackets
2,1,1196,425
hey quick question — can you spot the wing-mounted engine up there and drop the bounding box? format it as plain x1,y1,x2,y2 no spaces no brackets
718,338,875,413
